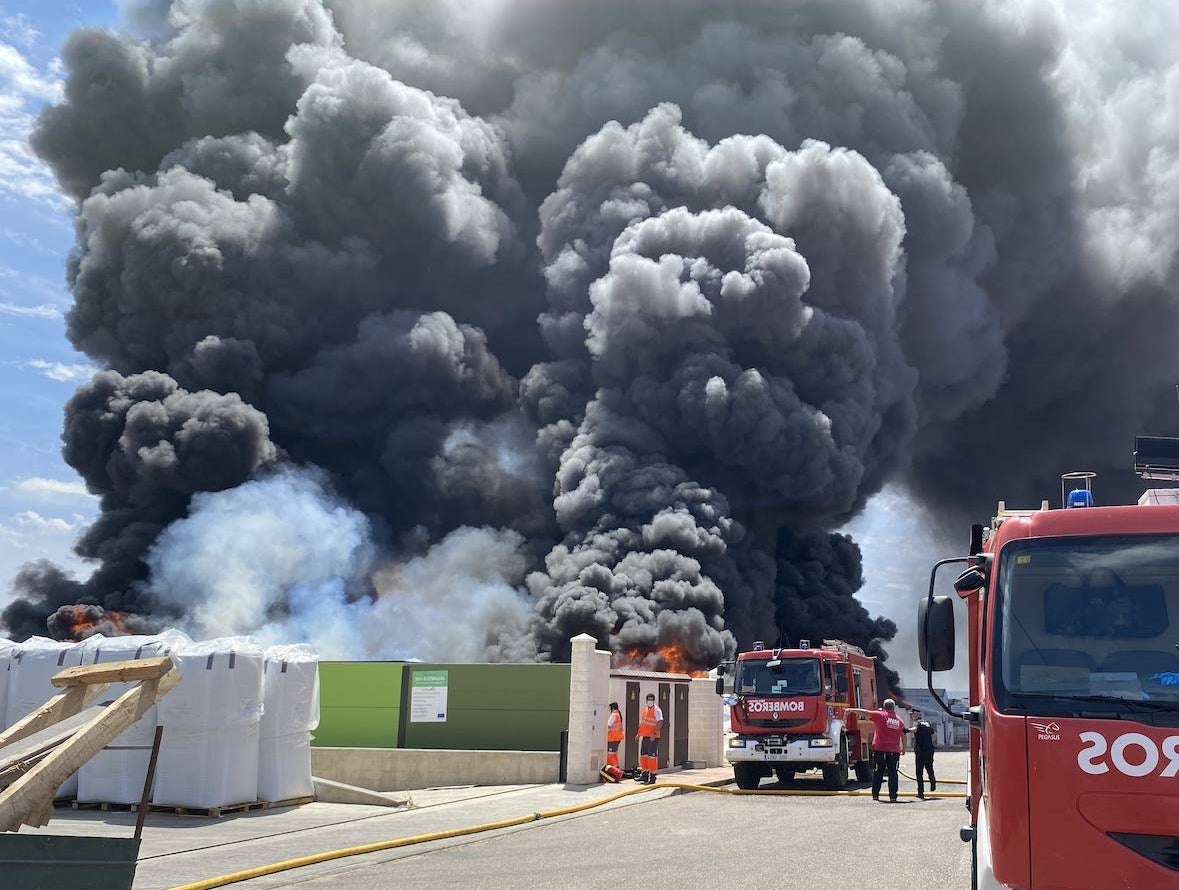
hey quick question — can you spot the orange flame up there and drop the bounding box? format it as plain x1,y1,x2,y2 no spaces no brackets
612,642,710,677
59,604,128,640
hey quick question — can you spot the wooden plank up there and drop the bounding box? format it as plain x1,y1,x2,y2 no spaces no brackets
28,800,52,828
0,707,108,787
0,684,109,750
0,665,181,832
51,656,172,688
0,706,108,767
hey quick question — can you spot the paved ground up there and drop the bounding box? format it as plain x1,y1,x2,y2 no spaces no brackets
22,752,971,890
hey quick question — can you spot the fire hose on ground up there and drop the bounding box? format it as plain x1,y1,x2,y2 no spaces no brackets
897,766,968,785
165,780,969,890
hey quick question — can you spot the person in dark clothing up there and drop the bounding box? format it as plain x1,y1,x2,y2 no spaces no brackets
912,711,937,799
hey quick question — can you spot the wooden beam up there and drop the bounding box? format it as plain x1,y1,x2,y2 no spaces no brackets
0,664,181,832
0,702,110,787
0,748,51,789
0,706,108,779
0,684,109,750
51,655,172,688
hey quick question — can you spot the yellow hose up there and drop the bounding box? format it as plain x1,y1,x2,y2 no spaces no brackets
165,781,967,890
897,766,968,785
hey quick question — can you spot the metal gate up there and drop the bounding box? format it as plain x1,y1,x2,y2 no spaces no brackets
673,684,689,765
657,683,671,769
624,681,640,769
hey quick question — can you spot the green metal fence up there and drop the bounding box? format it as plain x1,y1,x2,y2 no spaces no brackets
313,662,570,751
315,662,404,748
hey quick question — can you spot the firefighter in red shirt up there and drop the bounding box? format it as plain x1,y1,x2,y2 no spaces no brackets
846,698,912,802
635,693,664,785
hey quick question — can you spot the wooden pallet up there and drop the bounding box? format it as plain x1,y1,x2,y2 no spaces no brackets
149,794,315,818
68,800,140,813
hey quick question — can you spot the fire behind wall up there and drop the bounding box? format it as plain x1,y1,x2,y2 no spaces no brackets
6,1,1179,694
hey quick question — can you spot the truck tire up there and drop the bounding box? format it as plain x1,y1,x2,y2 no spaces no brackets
774,767,795,785
822,737,849,790
853,758,872,783
734,762,761,790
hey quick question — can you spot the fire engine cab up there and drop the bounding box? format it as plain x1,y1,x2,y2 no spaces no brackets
717,639,880,789
921,440,1179,889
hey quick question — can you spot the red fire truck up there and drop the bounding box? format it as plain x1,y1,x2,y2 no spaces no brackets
717,639,880,789
921,442,1179,889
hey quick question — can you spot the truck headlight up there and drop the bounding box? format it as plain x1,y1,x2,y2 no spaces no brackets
729,738,746,748
809,738,833,747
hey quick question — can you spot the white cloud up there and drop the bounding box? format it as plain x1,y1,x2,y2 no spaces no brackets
23,359,95,381
0,14,40,49
0,509,87,547
0,39,66,206
12,477,94,499
12,509,85,532
0,507,95,613
0,300,61,319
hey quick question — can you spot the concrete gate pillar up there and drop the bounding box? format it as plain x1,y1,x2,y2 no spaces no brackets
687,674,724,768
566,633,611,785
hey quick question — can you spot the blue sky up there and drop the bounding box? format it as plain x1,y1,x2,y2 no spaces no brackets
0,1,117,604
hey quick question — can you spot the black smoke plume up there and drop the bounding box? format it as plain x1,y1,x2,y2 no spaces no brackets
5,1,1178,684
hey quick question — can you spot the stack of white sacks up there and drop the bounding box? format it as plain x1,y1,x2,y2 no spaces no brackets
77,631,187,804
0,638,19,737
258,644,319,802
0,634,319,809
5,638,85,797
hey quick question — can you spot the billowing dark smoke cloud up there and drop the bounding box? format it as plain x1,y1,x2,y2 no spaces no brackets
7,0,1179,682
774,528,900,696
2,370,275,639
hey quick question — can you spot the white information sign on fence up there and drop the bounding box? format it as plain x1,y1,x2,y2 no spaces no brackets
410,670,449,723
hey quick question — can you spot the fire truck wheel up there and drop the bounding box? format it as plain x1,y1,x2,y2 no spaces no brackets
821,736,849,790
774,767,795,785
853,759,872,783
733,762,761,790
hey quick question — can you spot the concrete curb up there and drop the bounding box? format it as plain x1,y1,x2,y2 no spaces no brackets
312,777,410,808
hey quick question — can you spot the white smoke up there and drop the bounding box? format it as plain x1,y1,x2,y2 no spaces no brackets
146,465,533,660
365,526,535,662
146,467,374,643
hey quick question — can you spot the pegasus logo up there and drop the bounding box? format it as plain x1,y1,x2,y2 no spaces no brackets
1030,721,1061,741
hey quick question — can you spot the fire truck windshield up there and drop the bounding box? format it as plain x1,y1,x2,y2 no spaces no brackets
994,534,1179,714
735,658,821,696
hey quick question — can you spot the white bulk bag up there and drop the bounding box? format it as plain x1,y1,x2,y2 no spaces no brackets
258,644,320,803
75,631,189,804
153,637,264,809
0,638,18,731
6,637,84,797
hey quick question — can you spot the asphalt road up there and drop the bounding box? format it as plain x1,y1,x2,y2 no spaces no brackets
267,752,973,890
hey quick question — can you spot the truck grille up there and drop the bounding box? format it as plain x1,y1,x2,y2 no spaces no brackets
747,717,808,729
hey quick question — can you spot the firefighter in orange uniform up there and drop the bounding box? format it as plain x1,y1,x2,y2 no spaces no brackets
635,692,664,784
606,701,624,769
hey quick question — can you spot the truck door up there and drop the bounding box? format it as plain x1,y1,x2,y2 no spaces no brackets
852,669,868,762
834,663,849,704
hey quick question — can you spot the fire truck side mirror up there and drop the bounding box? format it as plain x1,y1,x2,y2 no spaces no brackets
918,595,956,672
953,565,987,597
716,676,725,695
